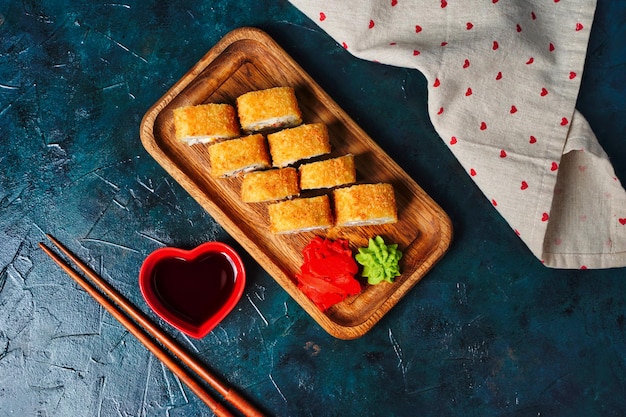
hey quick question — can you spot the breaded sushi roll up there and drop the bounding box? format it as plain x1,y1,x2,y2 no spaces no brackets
268,195,333,234
333,183,398,226
172,103,240,145
241,167,300,203
299,154,356,190
236,87,302,133
267,123,331,167
208,134,271,178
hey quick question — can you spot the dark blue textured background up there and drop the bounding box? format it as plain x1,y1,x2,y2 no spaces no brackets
0,1,624,416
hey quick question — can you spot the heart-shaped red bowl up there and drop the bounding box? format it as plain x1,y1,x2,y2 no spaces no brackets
139,242,246,339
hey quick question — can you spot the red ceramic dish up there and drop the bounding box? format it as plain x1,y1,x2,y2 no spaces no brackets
139,242,246,339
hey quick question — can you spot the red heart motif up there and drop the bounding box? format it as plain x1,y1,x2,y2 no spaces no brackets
434,78,441,87
529,135,537,144
619,218,626,225
465,87,473,96
480,121,487,130
441,41,448,46
561,117,569,126
438,107,444,115
500,149,507,158
531,11,536,20
575,22,584,31
492,199,498,207
510,105,518,114
493,41,499,50
441,0,448,7
516,24,522,32
496,71,503,80
569,71,577,79
342,41,348,49
415,25,423,33
549,43,555,52
466,22,474,30
521,181,528,190
319,12,326,21
470,168,477,176
463,59,470,69
369,20,375,29
542,212,550,222
139,242,246,339
413,49,421,56
493,0,499,3
541,87,548,96
526,57,534,64
391,0,398,5
450,136,457,145
551,161,559,171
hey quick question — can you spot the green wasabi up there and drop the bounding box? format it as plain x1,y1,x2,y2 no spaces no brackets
355,236,402,285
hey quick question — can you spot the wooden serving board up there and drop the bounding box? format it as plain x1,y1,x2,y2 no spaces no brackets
140,27,452,339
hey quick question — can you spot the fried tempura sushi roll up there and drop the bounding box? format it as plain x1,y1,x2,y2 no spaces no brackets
268,195,333,234
333,183,398,226
241,167,300,203
267,123,331,167
208,134,271,178
236,87,302,133
299,154,356,190
172,103,240,145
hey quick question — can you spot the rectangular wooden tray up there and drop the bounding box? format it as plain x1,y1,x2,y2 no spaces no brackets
140,27,452,339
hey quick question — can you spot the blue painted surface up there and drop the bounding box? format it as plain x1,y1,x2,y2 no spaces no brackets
0,1,625,416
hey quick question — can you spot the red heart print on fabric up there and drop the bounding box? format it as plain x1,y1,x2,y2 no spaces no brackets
438,107,444,115
526,57,534,64
466,22,474,30
434,78,441,87
549,43,555,52
551,162,559,171
493,41,499,50
441,0,448,8
492,199,498,206
521,181,529,190
531,11,536,20
510,105,518,114
342,41,348,49
542,212,550,222
480,121,487,130
463,59,470,68
415,25,423,33
369,20,375,29
541,88,548,96
529,135,537,144
619,218,626,225
561,117,569,126
413,50,421,56
450,136,457,144
569,71,577,79
516,24,522,32
576,23,584,31
470,168,477,176
391,0,398,6
319,12,326,21
500,149,507,158
496,71,503,80
466,87,473,96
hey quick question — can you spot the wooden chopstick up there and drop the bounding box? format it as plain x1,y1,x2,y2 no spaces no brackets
40,234,264,417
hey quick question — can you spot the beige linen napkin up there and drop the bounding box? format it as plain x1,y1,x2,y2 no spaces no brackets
289,0,626,269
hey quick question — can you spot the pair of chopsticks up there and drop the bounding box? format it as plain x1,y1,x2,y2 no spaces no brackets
39,234,264,417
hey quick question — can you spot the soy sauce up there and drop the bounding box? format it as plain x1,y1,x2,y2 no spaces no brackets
152,253,237,325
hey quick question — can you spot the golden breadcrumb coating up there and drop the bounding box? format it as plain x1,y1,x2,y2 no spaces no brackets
299,154,356,190
333,183,398,226
241,167,300,203
208,134,271,178
172,103,240,144
268,195,333,234
267,123,331,167
236,87,302,133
